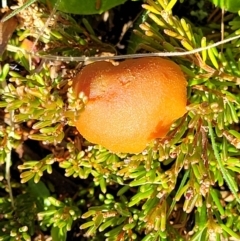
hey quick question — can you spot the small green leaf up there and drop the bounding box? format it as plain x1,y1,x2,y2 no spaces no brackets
32,120,53,130
0,64,10,82
80,221,95,229
99,218,115,232
20,171,35,183
99,177,107,194
34,173,42,183
51,226,67,241
201,37,207,62
81,210,96,219
210,188,225,216
228,130,240,139
209,0,240,13
165,0,178,11
38,210,57,217
123,221,137,231
114,203,131,217
28,179,50,198
207,47,219,69
22,232,31,241
95,214,104,228
117,185,130,196
220,224,240,239
105,224,124,237
48,197,64,207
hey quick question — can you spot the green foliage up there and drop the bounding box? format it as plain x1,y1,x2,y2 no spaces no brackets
48,0,128,14
209,0,240,13
38,197,81,239
18,155,54,183
1,0,128,22
2,0,240,240
0,195,35,241
0,180,81,241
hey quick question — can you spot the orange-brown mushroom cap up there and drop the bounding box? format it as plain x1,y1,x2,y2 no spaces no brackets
72,57,187,153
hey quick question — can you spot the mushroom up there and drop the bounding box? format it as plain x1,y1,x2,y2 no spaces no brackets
72,57,187,153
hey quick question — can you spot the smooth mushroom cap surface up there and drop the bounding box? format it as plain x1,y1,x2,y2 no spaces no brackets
73,57,187,153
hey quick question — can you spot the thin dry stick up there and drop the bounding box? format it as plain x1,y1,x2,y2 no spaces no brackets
7,35,240,62
5,113,15,208
221,8,225,53
37,34,240,62
1,80,15,208
6,34,240,62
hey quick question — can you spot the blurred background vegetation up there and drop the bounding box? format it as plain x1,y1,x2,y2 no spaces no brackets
1,0,240,240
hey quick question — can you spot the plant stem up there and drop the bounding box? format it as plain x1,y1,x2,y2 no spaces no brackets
207,120,240,204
